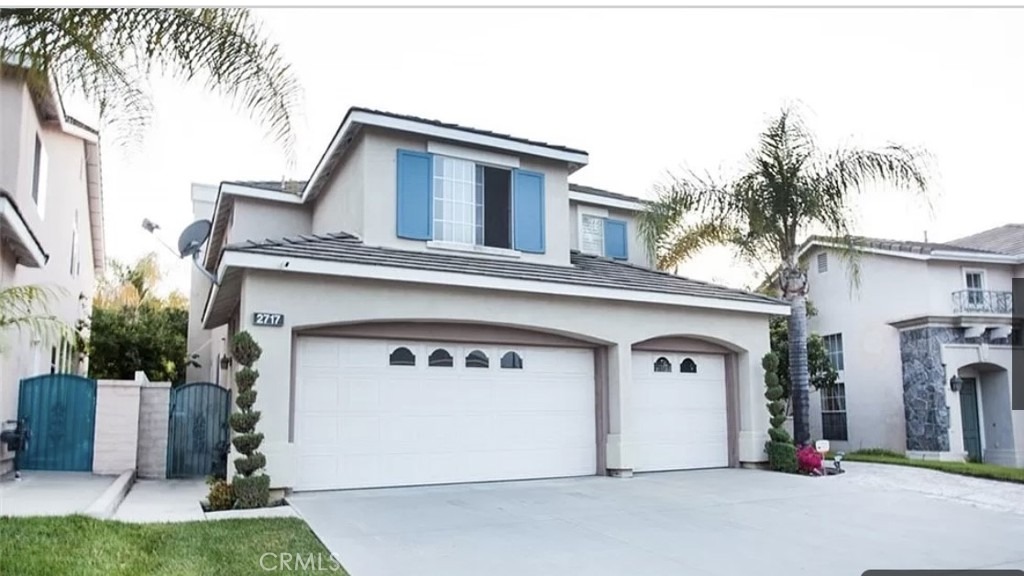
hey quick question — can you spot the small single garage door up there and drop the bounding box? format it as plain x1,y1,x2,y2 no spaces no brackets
630,351,729,471
294,337,596,491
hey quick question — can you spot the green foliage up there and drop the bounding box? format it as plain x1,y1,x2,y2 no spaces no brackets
231,332,262,367
235,388,257,411
768,428,792,444
227,330,268,507
766,442,798,473
766,401,786,418
1,9,301,159
231,432,263,455
0,285,70,352
234,453,267,476
841,451,1024,484
235,367,259,390
229,411,261,434
88,301,188,383
849,448,905,458
770,414,787,429
205,479,234,511
764,386,784,402
232,474,271,510
761,352,779,372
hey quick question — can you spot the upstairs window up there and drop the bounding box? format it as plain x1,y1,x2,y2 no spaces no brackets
964,270,985,306
396,150,545,253
70,210,81,277
433,155,511,249
578,212,628,260
822,333,844,371
31,134,48,219
580,214,605,255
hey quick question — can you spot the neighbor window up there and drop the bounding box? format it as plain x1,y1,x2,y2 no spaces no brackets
432,155,511,248
500,351,523,369
820,383,848,441
817,252,828,273
965,271,985,305
680,358,697,373
31,134,47,218
465,350,489,368
428,348,454,367
70,210,80,277
822,333,844,371
579,214,605,256
389,347,416,366
653,357,672,373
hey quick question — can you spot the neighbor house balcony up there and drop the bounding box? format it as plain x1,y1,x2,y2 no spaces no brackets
951,289,1013,315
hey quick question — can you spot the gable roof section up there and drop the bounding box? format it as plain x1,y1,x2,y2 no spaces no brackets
208,232,786,325
948,224,1024,256
797,233,1021,264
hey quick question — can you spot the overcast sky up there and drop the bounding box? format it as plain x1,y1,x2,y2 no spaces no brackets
93,7,1023,295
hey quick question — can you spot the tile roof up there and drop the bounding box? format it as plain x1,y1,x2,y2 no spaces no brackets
224,232,784,307
948,224,1024,256
349,107,588,155
568,183,646,204
803,235,1001,256
223,180,307,194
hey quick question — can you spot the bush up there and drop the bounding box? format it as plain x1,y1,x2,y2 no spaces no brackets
205,479,234,511
235,388,257,411
229,411,261,434
797,445,823,474
768,427,792,444
235,368,259,391
234,452,267,476
766,442,797,473
232,474,271,509
231,332,263,367
231,431,264,454
770,414,787,429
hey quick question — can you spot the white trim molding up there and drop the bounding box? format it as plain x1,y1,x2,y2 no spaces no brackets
569,191,644,212
0,194,48,267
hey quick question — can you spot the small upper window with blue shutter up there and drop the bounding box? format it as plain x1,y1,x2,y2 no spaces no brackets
396,149,543,253
604,219,628,260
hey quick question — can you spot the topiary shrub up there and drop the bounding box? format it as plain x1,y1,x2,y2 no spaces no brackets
205,478,234,511
763,351,797,473
766,441,798,473
229,330,270,508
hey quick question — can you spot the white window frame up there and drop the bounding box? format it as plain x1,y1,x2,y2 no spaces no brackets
32,133,48,220
820,382,848,441
822,333,844,372
577,205,608,257
431,154,517,249
962,267,987,306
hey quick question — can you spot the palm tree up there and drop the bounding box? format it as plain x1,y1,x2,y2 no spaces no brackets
0,9,301,159
638,108,929,446
0,285,68,351
94,252,162,308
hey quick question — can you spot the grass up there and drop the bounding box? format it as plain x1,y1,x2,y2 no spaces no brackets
0,515,347,576
832,449,1024,484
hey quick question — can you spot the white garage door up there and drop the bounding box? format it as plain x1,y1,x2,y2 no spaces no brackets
294,337,596,491
630,351,729,472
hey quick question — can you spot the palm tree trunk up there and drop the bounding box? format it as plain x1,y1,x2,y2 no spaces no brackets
788,295,811,446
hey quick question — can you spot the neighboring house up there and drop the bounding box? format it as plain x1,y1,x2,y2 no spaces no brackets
189,107,789,491
0,68,106,476
803,228,1022,467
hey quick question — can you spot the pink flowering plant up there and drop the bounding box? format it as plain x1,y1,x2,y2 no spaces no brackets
796,444,824,475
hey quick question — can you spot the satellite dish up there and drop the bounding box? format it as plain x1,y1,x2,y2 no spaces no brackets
177,219,212,258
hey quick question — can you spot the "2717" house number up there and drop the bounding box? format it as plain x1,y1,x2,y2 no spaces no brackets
253,312,285,327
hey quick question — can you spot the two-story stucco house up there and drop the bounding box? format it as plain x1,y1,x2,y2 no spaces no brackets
189,107,790,491
0,68,106,476
803,229,1022,467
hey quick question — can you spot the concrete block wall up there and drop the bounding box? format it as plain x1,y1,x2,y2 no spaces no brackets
92,380,142,475
137,382,171,479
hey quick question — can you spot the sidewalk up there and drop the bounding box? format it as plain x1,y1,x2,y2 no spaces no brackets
0,471,117,517
113,478,207,523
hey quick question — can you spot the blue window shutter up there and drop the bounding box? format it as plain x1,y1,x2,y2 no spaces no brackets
604,219,628,260
396,150,432,240
513,170,545,253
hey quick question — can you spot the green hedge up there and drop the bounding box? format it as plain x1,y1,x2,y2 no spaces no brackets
834,450,1024,484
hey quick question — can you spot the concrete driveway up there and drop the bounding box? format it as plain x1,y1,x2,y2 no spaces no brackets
289,464,1024,576
0,471,116,517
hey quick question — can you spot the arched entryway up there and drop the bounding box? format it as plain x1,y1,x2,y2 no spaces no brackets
956,362,1015,464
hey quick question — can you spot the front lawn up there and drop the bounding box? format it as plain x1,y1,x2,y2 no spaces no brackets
0,515,347,576
836,449,1024,484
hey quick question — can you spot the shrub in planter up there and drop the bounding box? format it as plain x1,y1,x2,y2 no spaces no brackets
768,427,792,444
766,441,798,473
797,444,824,474
205,478,234,511
229,331,270,508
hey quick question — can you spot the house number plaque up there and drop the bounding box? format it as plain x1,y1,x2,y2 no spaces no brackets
253,312,285,327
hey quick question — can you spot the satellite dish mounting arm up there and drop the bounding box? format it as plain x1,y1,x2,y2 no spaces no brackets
190,250,220,287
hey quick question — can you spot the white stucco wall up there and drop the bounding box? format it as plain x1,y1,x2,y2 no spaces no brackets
924,260,1017,314
187,184,229,384
311,127,573,266
228,197,312,246
0,88,98,474
942,345,1021,467
232,269,772,489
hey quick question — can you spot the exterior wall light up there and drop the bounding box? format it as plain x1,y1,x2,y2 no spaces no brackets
950,374,963,393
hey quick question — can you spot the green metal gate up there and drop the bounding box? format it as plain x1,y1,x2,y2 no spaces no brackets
167,382,231,478
16,374,97,471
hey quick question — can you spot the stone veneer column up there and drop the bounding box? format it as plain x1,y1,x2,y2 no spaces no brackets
899,327,960,451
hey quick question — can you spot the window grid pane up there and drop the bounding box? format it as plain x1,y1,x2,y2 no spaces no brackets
820,382,848,440
433,156,479,244
823,333,844,371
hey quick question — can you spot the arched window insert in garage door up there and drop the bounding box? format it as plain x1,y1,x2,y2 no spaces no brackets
465,350,489,368
500,351,523,369
680,358,697,373
389,347,416,366
429,348,454,367
653,356,672,373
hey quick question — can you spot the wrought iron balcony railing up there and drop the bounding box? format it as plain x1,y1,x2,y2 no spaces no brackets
951,289,1013,315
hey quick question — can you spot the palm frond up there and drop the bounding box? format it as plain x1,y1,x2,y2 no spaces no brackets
0,285,71,348
0,9,301,162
